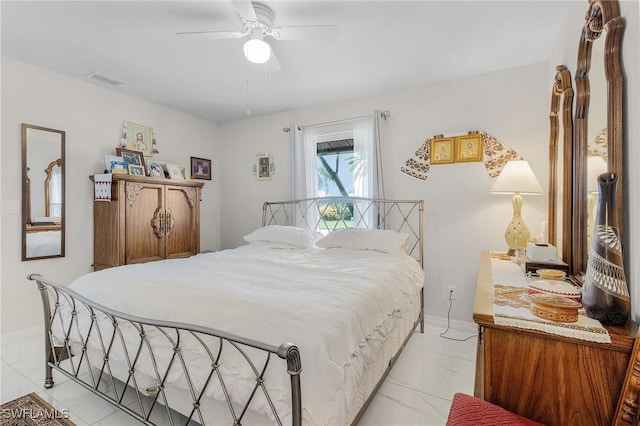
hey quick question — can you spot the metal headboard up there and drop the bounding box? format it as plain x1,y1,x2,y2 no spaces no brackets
262,197,424,267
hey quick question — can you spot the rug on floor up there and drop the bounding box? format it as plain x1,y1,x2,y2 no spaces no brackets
0,393,75,426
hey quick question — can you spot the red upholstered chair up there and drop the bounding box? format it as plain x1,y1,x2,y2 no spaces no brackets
446,393,545,426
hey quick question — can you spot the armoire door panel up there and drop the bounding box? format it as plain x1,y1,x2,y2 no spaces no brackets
93,199,121,269
165,186,197,258
125,184,165,264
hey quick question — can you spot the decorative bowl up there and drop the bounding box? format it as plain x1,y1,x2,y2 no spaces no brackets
529,293,582,323
528,279,581,301
536,268,567,280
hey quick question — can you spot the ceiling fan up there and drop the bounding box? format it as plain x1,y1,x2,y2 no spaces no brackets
176,1,339,66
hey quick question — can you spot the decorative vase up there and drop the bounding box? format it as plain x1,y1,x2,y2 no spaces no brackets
581,172,630,325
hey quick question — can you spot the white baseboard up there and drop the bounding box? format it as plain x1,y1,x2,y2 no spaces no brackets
424,315,478,334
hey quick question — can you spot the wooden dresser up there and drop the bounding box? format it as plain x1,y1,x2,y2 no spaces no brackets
473,251,637,426
92,174,204,270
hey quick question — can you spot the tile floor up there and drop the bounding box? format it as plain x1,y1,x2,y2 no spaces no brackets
0,322,477,426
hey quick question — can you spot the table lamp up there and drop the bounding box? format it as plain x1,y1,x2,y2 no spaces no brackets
490,160,543,256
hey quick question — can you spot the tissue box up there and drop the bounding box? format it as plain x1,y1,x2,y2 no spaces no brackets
526,242,558,262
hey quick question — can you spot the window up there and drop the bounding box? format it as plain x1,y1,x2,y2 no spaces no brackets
315,132,355,229
290,114,383,204
315,133,354,197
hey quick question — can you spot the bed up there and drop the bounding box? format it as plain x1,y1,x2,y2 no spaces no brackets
28,197,424,425
25,229,61,257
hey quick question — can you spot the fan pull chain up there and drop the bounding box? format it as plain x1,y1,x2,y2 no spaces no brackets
246,78,250,116
264,63,269,128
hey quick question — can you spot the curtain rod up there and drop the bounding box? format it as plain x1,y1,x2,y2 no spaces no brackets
282,110,390,132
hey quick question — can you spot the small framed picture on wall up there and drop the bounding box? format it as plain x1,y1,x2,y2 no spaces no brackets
190,157,212,180
256,154,272,180
455,134,483,162
125,122,153,157
430,137,455,164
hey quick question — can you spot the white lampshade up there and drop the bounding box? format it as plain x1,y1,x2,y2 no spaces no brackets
490,160,543,195
587,156,608,192
243,38,271,64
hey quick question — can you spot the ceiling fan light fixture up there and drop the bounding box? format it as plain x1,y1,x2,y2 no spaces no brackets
243,38,271,64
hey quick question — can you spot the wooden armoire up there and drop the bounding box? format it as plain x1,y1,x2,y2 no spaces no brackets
92,174,204,270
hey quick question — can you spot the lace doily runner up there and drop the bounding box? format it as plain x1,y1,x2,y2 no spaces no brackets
493,284,611,343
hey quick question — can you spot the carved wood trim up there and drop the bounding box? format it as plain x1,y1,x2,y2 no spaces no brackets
125,182,144,204
548,65,574,268
151,207,165,238
180,187,197,208
614,329,640,425
572,0,624,281
165,208,175,237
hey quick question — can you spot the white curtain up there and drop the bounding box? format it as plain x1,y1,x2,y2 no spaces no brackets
353,117,370,198
289,125,317,200
289,125,319,228
372,110,385,199
290,112,385,228
352,111,385,227
353,112,384,199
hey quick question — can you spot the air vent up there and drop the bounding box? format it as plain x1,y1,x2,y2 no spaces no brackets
87,72,127,87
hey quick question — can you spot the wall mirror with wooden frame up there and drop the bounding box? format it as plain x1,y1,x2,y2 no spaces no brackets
22,123,65,261
548,65,573,266
572,0,624,282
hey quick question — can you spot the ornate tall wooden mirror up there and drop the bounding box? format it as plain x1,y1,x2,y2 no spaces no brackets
548,65,573,265
572,0,624,280
22,123,65,261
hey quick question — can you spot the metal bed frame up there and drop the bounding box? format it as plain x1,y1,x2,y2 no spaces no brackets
262,197,424,268
29,196,424,425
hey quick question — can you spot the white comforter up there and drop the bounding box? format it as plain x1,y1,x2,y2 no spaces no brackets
26,230,61,257
67,244,424,425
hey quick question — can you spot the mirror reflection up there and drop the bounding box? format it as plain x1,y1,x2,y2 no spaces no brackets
556,135,565,257
572,0,624,280
22,124,65,260
585,40,608,248
551,126,566,261
586,134,607,247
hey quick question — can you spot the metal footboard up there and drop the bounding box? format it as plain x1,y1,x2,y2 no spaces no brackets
28,273,303,426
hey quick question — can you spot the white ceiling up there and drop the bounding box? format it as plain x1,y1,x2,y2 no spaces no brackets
1,1,571,123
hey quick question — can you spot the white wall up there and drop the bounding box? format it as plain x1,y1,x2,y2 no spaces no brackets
216,0,640,325
218,62,550,323
1,57,222,334
3,0,637,332
549,0,640,320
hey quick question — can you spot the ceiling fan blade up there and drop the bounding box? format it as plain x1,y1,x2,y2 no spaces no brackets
271,25,339,41
231,0,257,22
175,30,246,40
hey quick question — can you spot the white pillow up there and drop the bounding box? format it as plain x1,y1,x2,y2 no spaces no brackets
243,225,322,248
315,228,410,255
